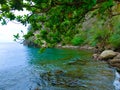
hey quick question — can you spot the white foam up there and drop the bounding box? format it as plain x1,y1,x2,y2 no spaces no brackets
113,71,120,90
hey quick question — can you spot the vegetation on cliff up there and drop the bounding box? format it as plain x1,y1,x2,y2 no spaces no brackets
0,0,120,49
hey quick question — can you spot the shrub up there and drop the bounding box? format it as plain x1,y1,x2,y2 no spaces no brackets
71,34,85,46
24,31,34,39
62,36,72,45
109,33,120,49
88,29,111,47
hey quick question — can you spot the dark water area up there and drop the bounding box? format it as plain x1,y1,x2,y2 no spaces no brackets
0,42,119,90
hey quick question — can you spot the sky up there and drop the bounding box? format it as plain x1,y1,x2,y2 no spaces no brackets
0,22,28,42
0,10,29,42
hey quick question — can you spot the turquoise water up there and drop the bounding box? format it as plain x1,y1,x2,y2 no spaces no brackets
0,42,116,90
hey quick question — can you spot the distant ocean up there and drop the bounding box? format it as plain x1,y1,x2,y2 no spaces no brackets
0,42,42,90
0,42,28,69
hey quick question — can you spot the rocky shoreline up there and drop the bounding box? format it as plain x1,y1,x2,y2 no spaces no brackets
93,50,120,90
59,46,120,90
22,42,120,89
60,45,120,71
60,45,120,70
93,50,120,71
23,40,120,71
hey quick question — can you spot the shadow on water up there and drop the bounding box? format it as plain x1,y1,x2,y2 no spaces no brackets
0,43,118,90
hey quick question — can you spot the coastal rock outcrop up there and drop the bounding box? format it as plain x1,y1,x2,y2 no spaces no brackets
93,50,120,70
99,50,118,60
109,53,120,70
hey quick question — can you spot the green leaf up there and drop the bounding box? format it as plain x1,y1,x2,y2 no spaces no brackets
1,19,7,25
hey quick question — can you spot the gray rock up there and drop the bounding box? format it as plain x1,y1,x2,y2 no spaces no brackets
109,59,120,69
114,53,120,59
99,50,117,60
92,54,99,60
109,59,120,64
108,53,120,69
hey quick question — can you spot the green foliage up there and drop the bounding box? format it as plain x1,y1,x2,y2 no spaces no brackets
13,33,20,39
23,31,34,39
0,0,6,4
1,19,7,25
13,33,20,41
39,47,46,53
107,16,120,49
0,0,119,47
62,36,71,45
1,4,10,12
109,33,120,49
71,34,85,46
10,0,23,10
99,0,114,14
6,12,15,20
93,29,109,41
87,29,111,47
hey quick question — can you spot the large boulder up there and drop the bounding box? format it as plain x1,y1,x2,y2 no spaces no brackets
109,59,120,65
114,53,120,59
109,53,120,70
99,50,118,60
109,59,120,70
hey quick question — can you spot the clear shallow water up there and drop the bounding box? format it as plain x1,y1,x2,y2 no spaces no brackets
0,42,117,90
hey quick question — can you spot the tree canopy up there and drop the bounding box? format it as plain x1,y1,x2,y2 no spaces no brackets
0,0,116,24
0,0,120,47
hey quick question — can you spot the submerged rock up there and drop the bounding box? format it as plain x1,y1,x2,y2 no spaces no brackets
40,69,86,88
65,57,87,65
99,50,117,60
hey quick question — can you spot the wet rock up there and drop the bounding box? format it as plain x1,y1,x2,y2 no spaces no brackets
108,53,120,70
40,70,65,81
67,60,79,65
54,70,64,76
114,53,120,59
65,58,80,65
109,59,120,64
34,87,41,90
80,45,94,50
66,58,86,65
66,79,80,87
60,45,94,50
63,79,86,87
109,59,120,69
23,36,40,47
51,79,58,85
62,45,80,49
40,69,86,88
92,54,99,60
99,50,117,60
